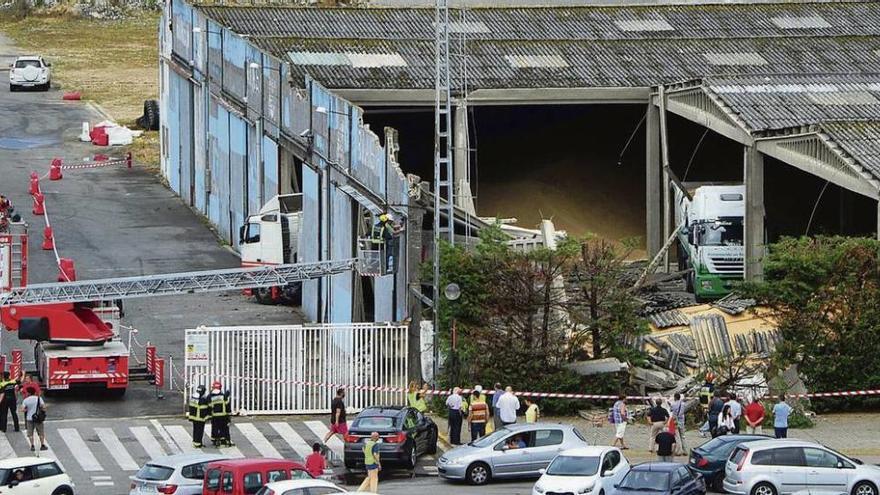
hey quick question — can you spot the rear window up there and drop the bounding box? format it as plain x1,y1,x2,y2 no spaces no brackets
181,462,208,480
730,447,749,465
243,472,262,494
14,60,41,69
353,416,398,429
136,463,174,481
572,428,587,443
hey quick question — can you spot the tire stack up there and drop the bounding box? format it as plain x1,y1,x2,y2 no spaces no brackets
135,99,160,130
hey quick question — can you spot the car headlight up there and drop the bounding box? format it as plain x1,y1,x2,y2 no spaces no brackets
534,484,545,494
701,280,713,290
579,485,595,494
443,458,464,466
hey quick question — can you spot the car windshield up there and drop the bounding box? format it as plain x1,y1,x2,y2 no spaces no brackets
135,464,175,481
353,416,398,429
14,60,40,68
696,221,743,247
471,428,511,448
546,455,600,477
619,470,669,491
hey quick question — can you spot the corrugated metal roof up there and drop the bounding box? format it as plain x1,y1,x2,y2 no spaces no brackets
820,120,880,178
703,52,768,66
770,15,832,30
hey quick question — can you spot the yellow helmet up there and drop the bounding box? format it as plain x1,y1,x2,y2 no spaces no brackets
379,214,388,222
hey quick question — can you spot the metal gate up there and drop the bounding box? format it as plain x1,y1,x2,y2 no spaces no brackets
184,323,408,415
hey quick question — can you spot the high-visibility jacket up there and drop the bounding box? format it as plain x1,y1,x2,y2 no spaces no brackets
0,379,18,401
371,221,394,244
407,391,427,413
187,392,211,422
699,386,714,408
209,390,230,417
363,439,379,466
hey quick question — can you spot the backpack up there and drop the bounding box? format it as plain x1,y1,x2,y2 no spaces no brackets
32,398,46,423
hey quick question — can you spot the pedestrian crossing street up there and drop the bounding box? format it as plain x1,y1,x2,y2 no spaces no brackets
0,417,360,493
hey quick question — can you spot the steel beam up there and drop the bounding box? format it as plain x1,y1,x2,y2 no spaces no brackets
744,146,765,281
645,101,662,258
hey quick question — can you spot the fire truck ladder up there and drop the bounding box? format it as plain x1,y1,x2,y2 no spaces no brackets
0,258,357,307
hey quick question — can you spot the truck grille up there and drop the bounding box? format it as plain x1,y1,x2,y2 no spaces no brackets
709,257,743,274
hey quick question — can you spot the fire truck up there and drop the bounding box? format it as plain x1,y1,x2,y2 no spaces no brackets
0,217,359,395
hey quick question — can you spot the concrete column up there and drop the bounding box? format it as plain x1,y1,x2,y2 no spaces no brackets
744,146,765,281
453,101,475,214
645,100,662,258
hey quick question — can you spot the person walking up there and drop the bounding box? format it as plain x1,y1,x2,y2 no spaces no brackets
647,398,669,453
670,393,688,455
707,392,725,438
0,371,21,433
445,387,464,445
305,442,327,479
468,387,488,441
773,394,793,439
497,386,520,426
744,396,765,435
209,381,233,447
357,432,381,492
610,394,629,450
726,393,743,434
491,383,504,430
324,387,348,444
187,384,210,448
407,381,428,413
654,423,676,462
524,398,540,423
21,386,47,452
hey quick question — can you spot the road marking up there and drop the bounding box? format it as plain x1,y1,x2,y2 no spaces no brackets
235,423,281,458
91,475,113,480
165,425,199,453
0,433,14,459
131,426,166,460
58,428,103,472
21,431,63,469
304,420,344,457
150,419,181,455
270,422,312,459
96,427,139,470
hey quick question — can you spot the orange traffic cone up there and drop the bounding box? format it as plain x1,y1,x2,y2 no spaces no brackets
42,227,54,250
32,192,45,215
49,158,63,181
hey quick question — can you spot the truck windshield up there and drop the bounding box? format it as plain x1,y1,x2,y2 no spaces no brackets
696,222,743,247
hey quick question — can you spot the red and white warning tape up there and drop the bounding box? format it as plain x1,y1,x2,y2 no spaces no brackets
62,157,129,170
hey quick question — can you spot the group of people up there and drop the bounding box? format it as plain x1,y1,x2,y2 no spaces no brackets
0,370,48,452
707,392,794,439
186,380,234,448
407,381,540,446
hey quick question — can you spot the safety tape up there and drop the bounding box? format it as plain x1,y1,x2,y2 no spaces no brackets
62,158,128,170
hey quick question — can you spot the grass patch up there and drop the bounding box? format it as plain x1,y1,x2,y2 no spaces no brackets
0,12,160,122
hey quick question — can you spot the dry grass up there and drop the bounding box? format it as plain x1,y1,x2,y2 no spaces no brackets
0,12,162,165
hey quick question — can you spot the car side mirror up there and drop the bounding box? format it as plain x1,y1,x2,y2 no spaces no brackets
837,461,844,469
602,470,613,477
538,468,546,475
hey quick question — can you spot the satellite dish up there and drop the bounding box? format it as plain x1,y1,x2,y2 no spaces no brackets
444,283,461,301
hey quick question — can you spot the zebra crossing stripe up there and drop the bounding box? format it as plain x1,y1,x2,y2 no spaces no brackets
203,423,244,458
235,423,281,458
131,426,166,460
270,422,312,459
95,427,139,471
21,431,63,470
58,428,103,472
165,425,200,453
150,419,181,455
0,433,14,459
304,421,343,457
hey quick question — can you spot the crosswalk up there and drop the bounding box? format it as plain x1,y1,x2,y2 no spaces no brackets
0,418,360,493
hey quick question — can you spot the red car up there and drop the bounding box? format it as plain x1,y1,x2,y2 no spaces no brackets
203,459,312,495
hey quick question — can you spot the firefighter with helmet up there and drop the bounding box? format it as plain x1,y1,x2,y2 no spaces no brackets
371,212,402,273
0,195,11,216
187,384,211,448
209,380,234,447
699,372,716,409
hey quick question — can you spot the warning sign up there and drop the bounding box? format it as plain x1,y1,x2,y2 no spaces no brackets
185,333,209,366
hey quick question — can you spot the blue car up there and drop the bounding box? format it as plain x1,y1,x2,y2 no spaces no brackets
688,434,770,490
615,462,706,495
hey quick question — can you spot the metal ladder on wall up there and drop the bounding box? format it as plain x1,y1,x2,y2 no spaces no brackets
9,238,25,289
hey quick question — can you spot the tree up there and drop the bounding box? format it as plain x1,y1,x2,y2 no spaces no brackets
742,236,880,399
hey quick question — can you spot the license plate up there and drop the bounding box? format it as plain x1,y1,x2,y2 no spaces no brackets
49,384,69,390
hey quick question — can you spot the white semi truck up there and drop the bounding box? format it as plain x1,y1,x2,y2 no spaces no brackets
674,184,745,301
239,194,303,304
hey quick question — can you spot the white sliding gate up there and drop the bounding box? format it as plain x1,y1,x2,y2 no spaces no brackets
184,323,408,414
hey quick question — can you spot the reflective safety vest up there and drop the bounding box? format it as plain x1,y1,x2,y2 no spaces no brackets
0,379,17,400
209,391,230,417
699,386,714,408
363,439,379,466
187,393,211,422
407,392,427,413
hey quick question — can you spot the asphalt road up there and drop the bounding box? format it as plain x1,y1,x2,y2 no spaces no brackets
0,32,297,420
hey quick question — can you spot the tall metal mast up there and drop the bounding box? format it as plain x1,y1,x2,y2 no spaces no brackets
432,0,455,383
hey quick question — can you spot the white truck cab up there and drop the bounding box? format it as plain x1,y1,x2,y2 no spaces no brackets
239,194,303,303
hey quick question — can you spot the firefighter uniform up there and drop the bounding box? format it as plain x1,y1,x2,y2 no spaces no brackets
209,383,233,447
0,373,20,432
187,385,210,448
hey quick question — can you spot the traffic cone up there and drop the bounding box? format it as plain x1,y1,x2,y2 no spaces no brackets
28,172,40,195
49,158,63,181
58,258,76,282
32,192,45,216
41,227,54,250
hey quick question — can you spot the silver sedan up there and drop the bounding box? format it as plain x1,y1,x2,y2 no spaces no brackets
438,423,590,486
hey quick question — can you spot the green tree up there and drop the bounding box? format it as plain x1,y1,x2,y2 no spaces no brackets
743,236,880,400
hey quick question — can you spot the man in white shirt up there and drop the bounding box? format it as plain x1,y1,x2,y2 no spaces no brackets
445,387,464,445
497,386,521,426
725,392,743,434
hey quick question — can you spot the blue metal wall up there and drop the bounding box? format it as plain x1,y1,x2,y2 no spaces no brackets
179,79,193,206
167,71,181,194
229,114,247,249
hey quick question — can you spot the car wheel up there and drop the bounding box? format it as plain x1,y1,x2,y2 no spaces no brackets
52,487,73,495
404,441,417,470
751,482,777,495
9,84,16,92
466,462,491,486
426,427,438,455
853,481,878,495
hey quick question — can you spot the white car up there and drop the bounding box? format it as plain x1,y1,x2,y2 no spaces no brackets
255,478,350,495
0,456,75,494
130,453,228,495
9,56,51,92
533,446,630,495
724,439,880,495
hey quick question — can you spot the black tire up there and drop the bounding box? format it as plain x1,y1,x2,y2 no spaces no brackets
466,462,491,486
404,441,417,470
144,99,160,130
750,482,777,495
52,487,73,495
426,427,438,455
42,81,50,92
853,481,878,495
9,84,16,92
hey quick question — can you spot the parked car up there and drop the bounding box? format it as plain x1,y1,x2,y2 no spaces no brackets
255,478,348,495
438,422,590,485
532,446,629,495
130,453,228,495
724,439,880,495
343,405,438,471
0,456,74,495
9,56,51,92
689,434,770,490
615,462,706,495
203,459,311,495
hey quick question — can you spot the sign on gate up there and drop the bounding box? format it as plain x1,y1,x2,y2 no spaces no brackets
185,332,210,366
184,323,409,415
